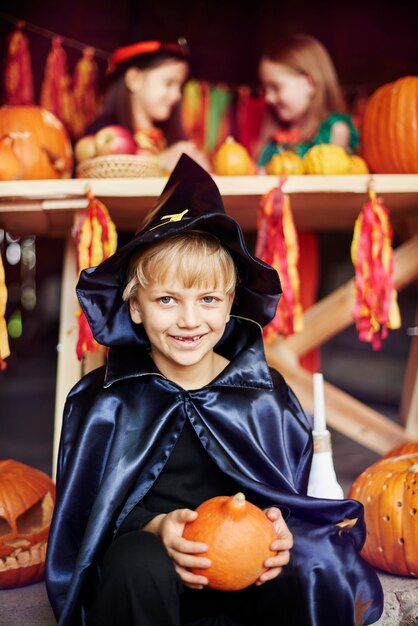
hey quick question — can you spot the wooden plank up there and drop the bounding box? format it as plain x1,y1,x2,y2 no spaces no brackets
1,174,418,235
268,234,418,357
264,347,411,454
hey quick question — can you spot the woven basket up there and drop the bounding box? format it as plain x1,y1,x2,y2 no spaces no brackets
76,154,165,178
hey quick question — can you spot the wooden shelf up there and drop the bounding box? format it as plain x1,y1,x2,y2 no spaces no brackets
0,174,417,236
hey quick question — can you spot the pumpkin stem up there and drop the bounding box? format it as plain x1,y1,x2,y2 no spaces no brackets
234,492,246,505
225,492,247,518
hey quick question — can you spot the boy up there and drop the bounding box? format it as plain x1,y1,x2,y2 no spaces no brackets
46,155,383,626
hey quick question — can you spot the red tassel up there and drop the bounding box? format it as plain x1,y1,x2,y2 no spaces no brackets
40,36,73,133
73,189,117,360
4,22,34,105
255,180,303,341
236,86,266,156
351,187,401,350
72,47,101,139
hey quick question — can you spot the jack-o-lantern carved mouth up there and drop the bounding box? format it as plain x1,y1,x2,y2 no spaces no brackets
0,491,54,586
0,540,47,572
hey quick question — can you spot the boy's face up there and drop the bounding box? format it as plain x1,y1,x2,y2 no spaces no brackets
129,272,234,385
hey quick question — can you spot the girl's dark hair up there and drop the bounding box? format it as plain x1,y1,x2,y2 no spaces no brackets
93,40,190,143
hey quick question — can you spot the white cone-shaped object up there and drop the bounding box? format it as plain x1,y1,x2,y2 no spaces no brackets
307,373,344,499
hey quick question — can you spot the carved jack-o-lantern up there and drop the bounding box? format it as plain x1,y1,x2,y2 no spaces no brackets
0,459,56,588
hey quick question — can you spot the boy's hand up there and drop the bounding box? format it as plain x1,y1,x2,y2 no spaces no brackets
255,507,293,586
156,508,211,589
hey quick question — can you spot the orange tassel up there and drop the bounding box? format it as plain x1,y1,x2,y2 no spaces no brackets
4,22,34,106
0,251,10,371
72,47,101,139
40,36,73,133
255,180,303,341
351,186,401,350
73,189,117,360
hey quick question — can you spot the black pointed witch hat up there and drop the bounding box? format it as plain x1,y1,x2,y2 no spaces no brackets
76,154,282,348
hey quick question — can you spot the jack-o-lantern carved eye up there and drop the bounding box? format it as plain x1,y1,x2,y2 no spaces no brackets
0,460,56,589
0,518,12,536
16,492,54,536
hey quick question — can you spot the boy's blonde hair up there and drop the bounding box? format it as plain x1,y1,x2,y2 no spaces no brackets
122,230,237,302
259,34,346,143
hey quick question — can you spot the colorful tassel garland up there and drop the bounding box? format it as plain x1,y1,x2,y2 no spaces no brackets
72,47,101,139
73,190,117,360
4,22,34,106
351,186,401,350
0,252,10,371
255,180,303,341
40,36,73,132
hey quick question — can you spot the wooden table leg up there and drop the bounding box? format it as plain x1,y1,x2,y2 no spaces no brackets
265,347,410,454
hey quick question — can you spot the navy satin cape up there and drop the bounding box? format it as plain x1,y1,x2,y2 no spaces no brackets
45,317,383,626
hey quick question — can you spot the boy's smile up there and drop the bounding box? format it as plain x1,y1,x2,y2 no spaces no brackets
129,276,234,389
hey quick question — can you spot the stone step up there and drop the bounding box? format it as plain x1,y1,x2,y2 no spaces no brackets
0,573,416,626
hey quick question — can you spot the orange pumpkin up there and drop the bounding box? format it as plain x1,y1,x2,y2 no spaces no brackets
348,453,418,576
213,136,255,176
0,138,23,181
361,76,418,173
266,151,305,175
182,492,277,590
382,441,418,459
0,105,73,179
0,459,56,588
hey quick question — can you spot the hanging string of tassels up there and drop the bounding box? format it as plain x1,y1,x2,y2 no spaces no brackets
351,183,401,350
4,21,34,105
0,251,10,371
255,179,303,342
72,190,117,360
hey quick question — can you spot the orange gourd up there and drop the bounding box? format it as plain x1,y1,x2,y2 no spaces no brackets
361,76,418,173
348,454,418,576
0,459,56,588
213,136,255,176
0,105,73,179
266,151,305,175
182,492,277,590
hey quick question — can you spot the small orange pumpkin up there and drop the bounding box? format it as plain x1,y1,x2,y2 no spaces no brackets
0,459,56,588
348,454,418,577
0,105,73,179
182,492,277,590
266,151,305,175
361,76,418,173
213,136,255,176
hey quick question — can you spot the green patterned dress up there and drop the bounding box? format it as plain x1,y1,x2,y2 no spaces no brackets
257,112,359,167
